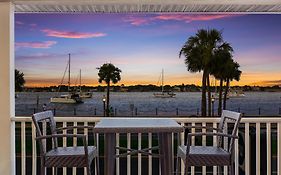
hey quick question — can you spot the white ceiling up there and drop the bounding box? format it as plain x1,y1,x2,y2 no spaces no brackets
4,0,281,13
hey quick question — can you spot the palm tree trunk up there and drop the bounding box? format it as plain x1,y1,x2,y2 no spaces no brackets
106,82,110,116
207,74,211,116
201,70,207,117
223,79,230,110
218,79,223,116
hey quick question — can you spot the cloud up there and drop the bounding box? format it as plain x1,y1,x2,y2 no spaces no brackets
41,29,107,39
123,16,151,26
124,14,232,26
15,41,57,49
153,14,230,23
16,21,24,25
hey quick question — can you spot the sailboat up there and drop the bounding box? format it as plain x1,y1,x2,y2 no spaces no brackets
153,69,176,98
77,69,93,98
50,54,83,104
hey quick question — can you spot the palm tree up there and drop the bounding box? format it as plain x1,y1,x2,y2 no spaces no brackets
179,29,225,116
15,69,25,92
222,61,241,110
210,42,234,115
97,63,121,116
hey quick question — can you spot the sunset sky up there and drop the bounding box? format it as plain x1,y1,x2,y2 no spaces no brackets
15,14,281,87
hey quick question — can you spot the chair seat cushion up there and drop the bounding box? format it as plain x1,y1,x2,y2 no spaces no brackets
45,146,97,167
178,145,231,166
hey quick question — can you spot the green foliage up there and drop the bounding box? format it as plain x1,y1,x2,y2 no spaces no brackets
15,69,25,92
97,63,122,85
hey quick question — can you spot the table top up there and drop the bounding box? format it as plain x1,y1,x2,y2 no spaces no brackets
94,118,184,133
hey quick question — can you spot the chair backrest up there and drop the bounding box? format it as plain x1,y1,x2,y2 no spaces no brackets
32,110,58,154
217,110,242,152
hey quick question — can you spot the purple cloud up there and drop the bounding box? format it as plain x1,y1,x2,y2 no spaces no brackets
15,41,57,49
41,29,107,39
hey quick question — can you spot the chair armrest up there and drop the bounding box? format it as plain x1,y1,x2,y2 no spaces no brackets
184,126,222,132
186,132,238,147
184,132,238,154
187,132,238,139
35,134,88,154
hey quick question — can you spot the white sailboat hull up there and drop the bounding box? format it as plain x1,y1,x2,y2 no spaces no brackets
153,92,176,98
50,94,83,104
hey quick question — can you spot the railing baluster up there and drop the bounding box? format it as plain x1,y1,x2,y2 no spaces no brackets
191,122,195,175
256,123,260,175
21,122,26,175
245,122,250,175
73,122,77,175
213,122,217,175
266,123,271,175
116,133,120,175
277,122,281,175
84,122,88,175
63,122,67,175
138,133,142,175
235,126,239,175
202,122,206,175
127,133,131,175
32,123,37,175
42,121,47,175
180,122,185,174
224,123,228,174
148,133,152,175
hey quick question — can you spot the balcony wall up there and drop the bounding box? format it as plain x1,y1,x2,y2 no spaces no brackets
12,116,281,175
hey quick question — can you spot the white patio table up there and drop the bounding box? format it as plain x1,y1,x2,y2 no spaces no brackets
94,118,183,175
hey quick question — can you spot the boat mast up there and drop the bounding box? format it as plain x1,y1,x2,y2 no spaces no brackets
162,69,164,92
68,53,71,92
79,69,82,92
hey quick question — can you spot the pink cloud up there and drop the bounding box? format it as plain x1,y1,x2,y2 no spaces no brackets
15,41,57,49
124,14,233,26
153,14,230,22
30,23,37,27
123,16,150,26
16,21,24,25
41,29,107,39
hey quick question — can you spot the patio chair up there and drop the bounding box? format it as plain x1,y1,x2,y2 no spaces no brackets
176,110,242,175
32,110,99,175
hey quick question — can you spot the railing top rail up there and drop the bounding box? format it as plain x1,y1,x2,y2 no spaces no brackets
11,116,281,123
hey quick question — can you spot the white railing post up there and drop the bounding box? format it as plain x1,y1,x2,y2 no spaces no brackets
116,133,120,175
138,133,142,175
148,133,152,175
127,133,131,175
213,122,217,175
256,122,260,175
202,122,206,175
245,122,250,175
73,122,77,175
277,122,281,175
63,122,67,175
266,123,271,175
21,122,26,175
32,124,37,175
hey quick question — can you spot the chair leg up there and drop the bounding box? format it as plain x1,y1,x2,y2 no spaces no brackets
95,157,100,175
184,160,188,175
176,156,181,174
40,166,45,175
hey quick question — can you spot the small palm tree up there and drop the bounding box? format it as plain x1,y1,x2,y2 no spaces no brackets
210,42,234,115
222,60,241,110
97,63,121,116
15,69,25,92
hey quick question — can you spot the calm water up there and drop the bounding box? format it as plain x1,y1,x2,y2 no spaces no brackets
15,92,281,116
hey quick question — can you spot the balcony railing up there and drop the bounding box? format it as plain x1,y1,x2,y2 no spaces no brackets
12,116,281,175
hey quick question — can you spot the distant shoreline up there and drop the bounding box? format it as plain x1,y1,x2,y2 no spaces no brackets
20,84,281,93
